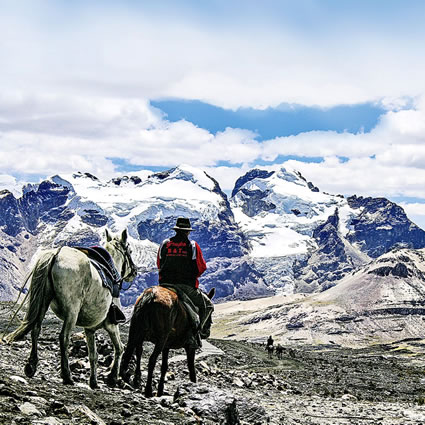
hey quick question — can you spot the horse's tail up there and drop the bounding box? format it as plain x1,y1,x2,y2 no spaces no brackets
5,249,58,343
131,289,155,336
121,289,155,378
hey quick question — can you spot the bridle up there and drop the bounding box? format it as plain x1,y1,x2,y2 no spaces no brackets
112,241,138,291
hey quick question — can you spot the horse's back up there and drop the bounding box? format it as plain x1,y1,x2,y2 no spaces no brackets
53,246,91,274
138,286,177,305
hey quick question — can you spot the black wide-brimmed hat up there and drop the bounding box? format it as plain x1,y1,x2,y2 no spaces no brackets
173,217,193,231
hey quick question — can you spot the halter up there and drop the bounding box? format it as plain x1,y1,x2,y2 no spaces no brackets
112,241,138,291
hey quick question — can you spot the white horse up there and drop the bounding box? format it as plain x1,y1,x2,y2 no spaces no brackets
5,229,137,389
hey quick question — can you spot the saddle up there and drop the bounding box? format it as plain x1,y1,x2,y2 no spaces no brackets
74,246,126,324
74,246,122,297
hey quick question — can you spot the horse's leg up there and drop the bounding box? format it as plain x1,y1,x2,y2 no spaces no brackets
24,321,42,378
84,328,98,389
157,348,170,397
145,342,164,397
59,315,77,385
120,316,143,383
185,346,197,383
24,301,50,378
120,338,136,384
133,341,143,389
104,321,123,387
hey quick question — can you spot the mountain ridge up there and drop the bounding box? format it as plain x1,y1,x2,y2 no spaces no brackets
1,164,424,306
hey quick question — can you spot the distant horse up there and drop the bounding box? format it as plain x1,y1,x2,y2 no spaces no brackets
5,229,137,389
267,344,274,359
275,344,283,360
120,285,215,397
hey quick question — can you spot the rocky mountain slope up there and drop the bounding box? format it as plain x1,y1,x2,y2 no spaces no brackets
1,164,424,305
213,246,425,347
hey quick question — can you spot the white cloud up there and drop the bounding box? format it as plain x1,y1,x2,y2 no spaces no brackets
0,93,263,179
2,91,425,206
282,157,425,199
399,203,425,230
252,102,425,201
1,2,425,109
400,203,425,217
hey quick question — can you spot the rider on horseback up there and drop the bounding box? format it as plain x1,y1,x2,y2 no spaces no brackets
267,335,274,347
157,217,213,348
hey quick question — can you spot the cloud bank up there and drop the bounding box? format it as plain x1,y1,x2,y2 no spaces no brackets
1,92,425,201
1,1,425,109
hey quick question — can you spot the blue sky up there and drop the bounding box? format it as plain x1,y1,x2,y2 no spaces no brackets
1,1,425,227
152,100,385,140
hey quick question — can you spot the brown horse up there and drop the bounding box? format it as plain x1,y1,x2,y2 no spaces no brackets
120,285,215,397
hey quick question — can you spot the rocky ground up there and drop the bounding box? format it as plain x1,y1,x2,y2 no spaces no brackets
1,302,425,424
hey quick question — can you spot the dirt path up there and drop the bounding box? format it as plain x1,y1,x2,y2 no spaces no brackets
169,340,225,363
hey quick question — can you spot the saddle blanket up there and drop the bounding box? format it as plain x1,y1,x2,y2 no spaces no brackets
73,246,121,297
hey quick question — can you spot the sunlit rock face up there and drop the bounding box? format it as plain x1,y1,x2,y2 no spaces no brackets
346,195,425,258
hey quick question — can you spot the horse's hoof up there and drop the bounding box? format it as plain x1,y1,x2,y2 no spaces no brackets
90,379,99,389
24,363,36,378
144,389,153,398
63,378,74,386
106,376,117,388
120,371,130,383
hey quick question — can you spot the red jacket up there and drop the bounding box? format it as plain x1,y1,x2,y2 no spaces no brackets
157,234,206,288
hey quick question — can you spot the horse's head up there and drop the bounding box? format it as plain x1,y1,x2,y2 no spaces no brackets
202,287,216,334
105,228,138,282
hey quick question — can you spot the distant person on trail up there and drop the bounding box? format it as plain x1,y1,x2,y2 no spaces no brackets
266,335,274,359
157,217,214,348
267,335,274,348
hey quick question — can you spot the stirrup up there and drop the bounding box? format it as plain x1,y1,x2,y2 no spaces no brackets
196,332,202,347
199,326,211,339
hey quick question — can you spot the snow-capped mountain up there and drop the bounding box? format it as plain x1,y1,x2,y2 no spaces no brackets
231,167,425,293
231,168,351,291
1,164,424,306
0,165,259,304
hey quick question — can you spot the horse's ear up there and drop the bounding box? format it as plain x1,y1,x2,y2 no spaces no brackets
105,229,112,242
121,229,128,244
207,287,215,300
